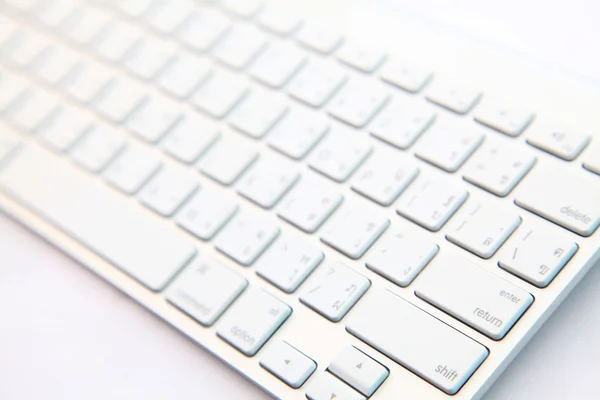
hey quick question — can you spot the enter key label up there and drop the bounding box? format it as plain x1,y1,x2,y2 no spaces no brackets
416,254,533,340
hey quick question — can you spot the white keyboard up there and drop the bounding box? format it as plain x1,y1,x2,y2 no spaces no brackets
0,0,599,399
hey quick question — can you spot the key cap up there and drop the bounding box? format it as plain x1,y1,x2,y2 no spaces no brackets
36,107,92,152
260,342,316,388
216,288,291,356
139,167,198,217
426,84,482,114
346,289,488,395
267,108,329,160
515,165,600,236
69,124,125,173
0,74,29,113
1,30,49,68
125,97,182,143
446,203,521,259
162,115,220,164
222,0,263,18
166,256,247,326
397,179,468,231
475,103,535,137
199,136,257,185
287,59,347,108
306,373,365,400
308,126,372,182
527,126,591,161
176,189,238,241
328,346,389,397
35,0,76,27
257,235,324,293
4,90,58,133
351,149,419,206
123,39,175,80
0,146,196,291
103,146,162,194
30,44,79,85
60,6,109,45
416,254,534,340
415,121,484,172
92,79,148,123
370,100,436,150
211,25,267,70
228,91,288,138
328,79,389,128
0,129,20,166
336,42,386,73
93,21,141,62
0,15,18,46
113,0,153,17
380,60,433,93
321,207,389,259
257,5,302,36
297,24,343,54
62,62,114,104
278,178,343,233
144,0,192,34
156,52,212,98
582,142,600,176
237,157,299,209
248,42,306,88
300,261,370,322
191,70,248,118
500,226,579,288
215,210,279,266
463,142,537,197
176,8,231,52
366,232,439,287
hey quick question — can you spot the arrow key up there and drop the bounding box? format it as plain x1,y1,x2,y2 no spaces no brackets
306,372,366,400
328,346,389,397
260,341,317,389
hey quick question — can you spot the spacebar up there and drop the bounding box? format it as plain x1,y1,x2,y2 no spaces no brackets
346,290,488,395
0,146,196,291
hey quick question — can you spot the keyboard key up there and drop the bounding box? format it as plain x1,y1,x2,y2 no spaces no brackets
125,97,182,143
308,126,372,182
162,115,220,164
296,24,343,54
92,79,148,123
515,164,600,236
191,70,249,118
287,59,347,107
306,373,365,400
499,225,579,288
526,126,591,161
237,157,299,209
256,235,324,293
30,44,79,85
104,146,162,194
328,78,389,128
346,289,488,395
463,142,537,197
199,136,257,185
211,24,267,70
62,62,114,104
0,129,20,165
228,91,288,138
93,21,141,62
1,30,49,68
123,39,175,80
397,179,468,231
156,52,212,98
278,178,343,233
366,232,439,287
215,210,279,266
370,100,436,150
69,125,125,173
176,8,231,52
248,41,307,88
4,90,58,133
144,0,192,34
0,146,196,291
415,121,484,172
416,254,534,339
426,84,482,114
300,261,370,322
139,167,198,217
113,0,153,17
0,15,18,46
257,5,302,36
336,42,386,73
446,203,522,259
475,103,535,137
582,142,600,175
260,342,316,389
176,189,238,241
0,74,29,113
216,288,291,356
380,60,433,93
35,0,76,27
321,207,389,259
351,149,419,206
267,108,329,160
166,256,247,326
222,0,263,18
328,346,389,397
36,107,92,152
60,5,109,44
